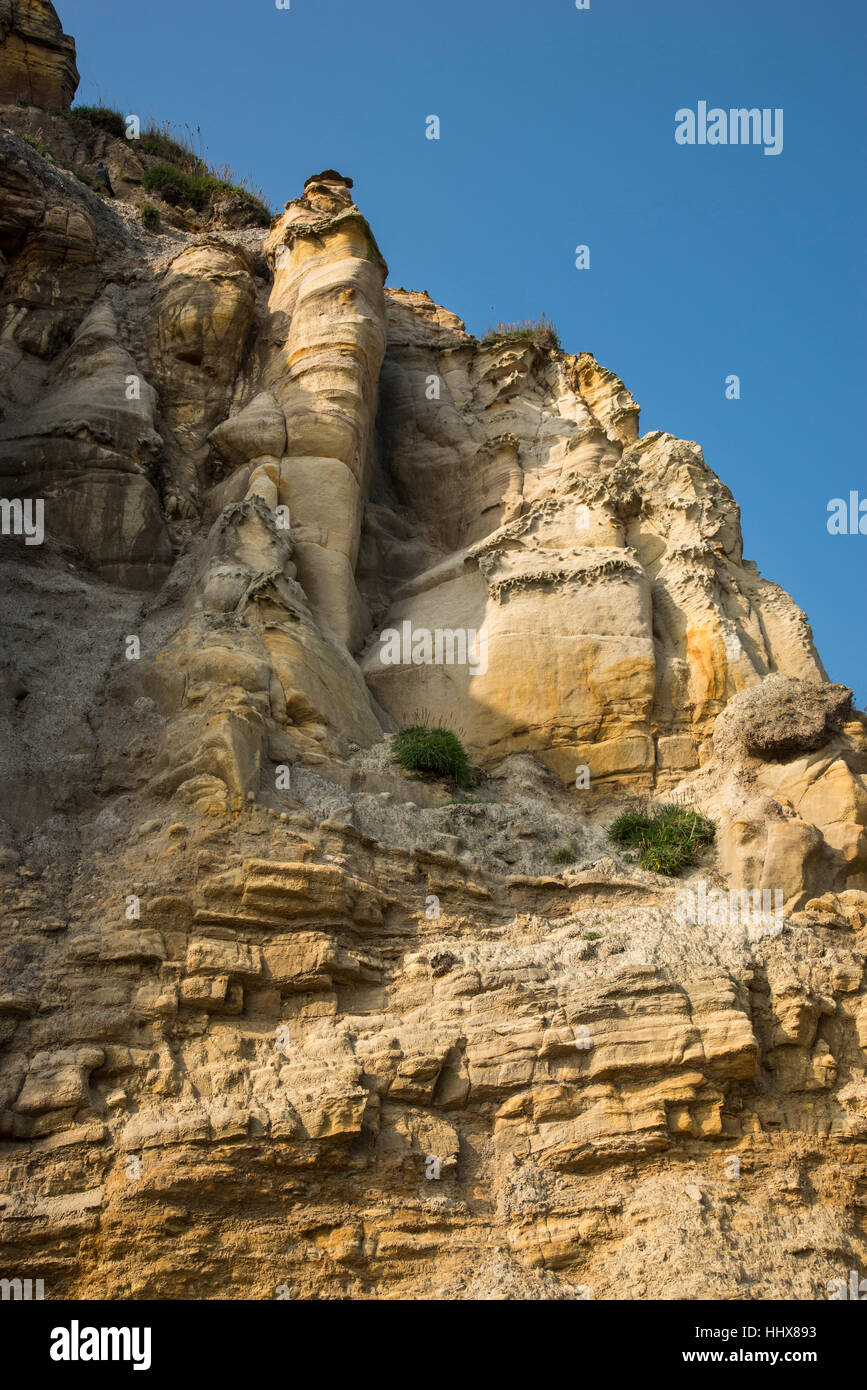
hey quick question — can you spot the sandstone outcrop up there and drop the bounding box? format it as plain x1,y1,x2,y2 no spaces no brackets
361,310,825,786
0,0,78,110
1,55,867,1300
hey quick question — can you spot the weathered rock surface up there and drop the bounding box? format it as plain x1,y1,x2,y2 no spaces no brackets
0,0,78,110
361,304,825,785
1,63,867,1300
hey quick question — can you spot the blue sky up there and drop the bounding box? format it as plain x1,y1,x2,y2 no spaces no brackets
62,0,866,703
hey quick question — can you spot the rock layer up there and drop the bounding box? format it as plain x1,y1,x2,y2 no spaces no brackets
0,0,78,109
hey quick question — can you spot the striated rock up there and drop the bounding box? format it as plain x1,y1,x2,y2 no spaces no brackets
0,295,172,585
151,237,258,519
0,0,78,109
262,172,388,649
15,1044,103,1117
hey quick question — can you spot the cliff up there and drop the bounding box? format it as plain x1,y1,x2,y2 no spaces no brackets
1,11,867,1300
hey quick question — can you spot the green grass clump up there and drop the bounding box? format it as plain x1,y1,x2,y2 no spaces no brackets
481,313,560,351
392,725,476,789
140,201,161,231
552,847,576,865
141,164,270,222
608,804,715,877
63,108,271,223
70,104,127,138
141,163,190,204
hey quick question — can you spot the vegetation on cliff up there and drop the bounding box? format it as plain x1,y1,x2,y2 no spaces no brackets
481,313,561,351
65,104,272,222
609,804,716,876
392,725,477,789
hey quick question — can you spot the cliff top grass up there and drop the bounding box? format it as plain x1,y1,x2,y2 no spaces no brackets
69,106,208,171
481,313,561,351
68,105,128,139
141,164,270,222
66,104,272,222
608,803,716,876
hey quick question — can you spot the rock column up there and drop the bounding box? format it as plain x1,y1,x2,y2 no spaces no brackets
263,171,388,649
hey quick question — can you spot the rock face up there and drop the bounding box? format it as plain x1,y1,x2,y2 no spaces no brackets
0,0,78,109
361,299,826,786
2,86,867,1300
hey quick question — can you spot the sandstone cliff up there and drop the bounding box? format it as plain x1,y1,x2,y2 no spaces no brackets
1,23,867,1300
0,0,78,110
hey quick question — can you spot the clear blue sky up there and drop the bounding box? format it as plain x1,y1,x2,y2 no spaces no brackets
61,0,866,704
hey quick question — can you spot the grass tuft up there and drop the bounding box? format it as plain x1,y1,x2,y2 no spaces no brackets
481,313,560,351
392,725,477,789
22,134,54,161
140,201,161,231
608,803,715,877
552,846,577,865
69,104,127,138
139,123,206,170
